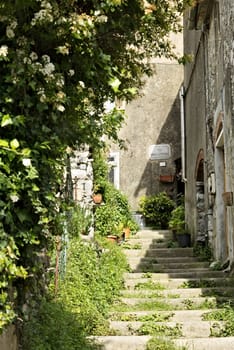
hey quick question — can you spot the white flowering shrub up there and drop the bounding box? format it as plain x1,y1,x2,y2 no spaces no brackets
0,0,191,335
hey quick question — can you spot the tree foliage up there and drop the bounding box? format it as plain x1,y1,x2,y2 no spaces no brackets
0,0,191,330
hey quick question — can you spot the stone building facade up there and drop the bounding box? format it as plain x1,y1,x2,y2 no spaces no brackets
183,0,234,266
110,34,184,211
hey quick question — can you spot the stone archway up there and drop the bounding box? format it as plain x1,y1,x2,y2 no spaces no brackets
195,149,206,243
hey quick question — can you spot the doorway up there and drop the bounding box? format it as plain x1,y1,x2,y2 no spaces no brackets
215,126,228,261
195,151,206,243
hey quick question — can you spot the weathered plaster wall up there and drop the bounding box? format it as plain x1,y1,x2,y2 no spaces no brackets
0,325,17,350
183,29,207,239
112,60,183,210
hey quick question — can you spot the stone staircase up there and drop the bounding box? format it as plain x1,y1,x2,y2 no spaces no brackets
94,229,234,350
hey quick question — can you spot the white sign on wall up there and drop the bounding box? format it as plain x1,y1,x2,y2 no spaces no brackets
149,144,171,160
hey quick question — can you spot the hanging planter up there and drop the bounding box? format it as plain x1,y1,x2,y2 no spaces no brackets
159,175,174,183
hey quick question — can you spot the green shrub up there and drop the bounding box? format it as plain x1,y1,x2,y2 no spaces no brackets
139,192,175,228
21,298,99,350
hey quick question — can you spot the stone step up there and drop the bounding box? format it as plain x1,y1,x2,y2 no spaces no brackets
124,251,199,262
124,276,234,289
121,287,234,298
134,229,173,239
128,259,209,270
123,239,171,250
109,320,223,338
109,309,216,322
125,270,226,278
91,335,150,350
145,248,194,257
119,296,219,308
174,337,234,350
93,335,234,350
143,247,194,257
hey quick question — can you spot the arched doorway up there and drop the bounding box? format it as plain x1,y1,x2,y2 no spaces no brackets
195,150,206,243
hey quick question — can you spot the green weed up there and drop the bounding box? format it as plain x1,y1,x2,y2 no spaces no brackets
138,322,182,337
22,238,128,348
122,291,163,298
111,300,174,312
122,242,142,249
180,279,216,289
142,272,153,278
146,337,187,350
110,312,174,322
203,304,234,337
134,280,165,290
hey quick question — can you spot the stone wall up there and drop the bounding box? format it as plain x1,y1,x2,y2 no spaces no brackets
184,0,234,262
183,27,207,240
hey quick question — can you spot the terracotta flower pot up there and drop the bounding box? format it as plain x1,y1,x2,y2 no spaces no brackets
123,227,131,239
106,235,118,243
93,193,102,204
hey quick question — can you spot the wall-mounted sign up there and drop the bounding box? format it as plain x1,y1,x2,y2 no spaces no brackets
159,161,167,167
149,144,171,160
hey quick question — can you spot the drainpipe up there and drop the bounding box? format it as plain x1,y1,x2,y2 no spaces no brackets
180,85,187,182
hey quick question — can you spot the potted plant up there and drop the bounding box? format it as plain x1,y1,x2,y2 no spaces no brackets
92,192,103,204
92,181,105,204
123,217,140,238
169,204,191,247
68,204,92,237
139,192,175,229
